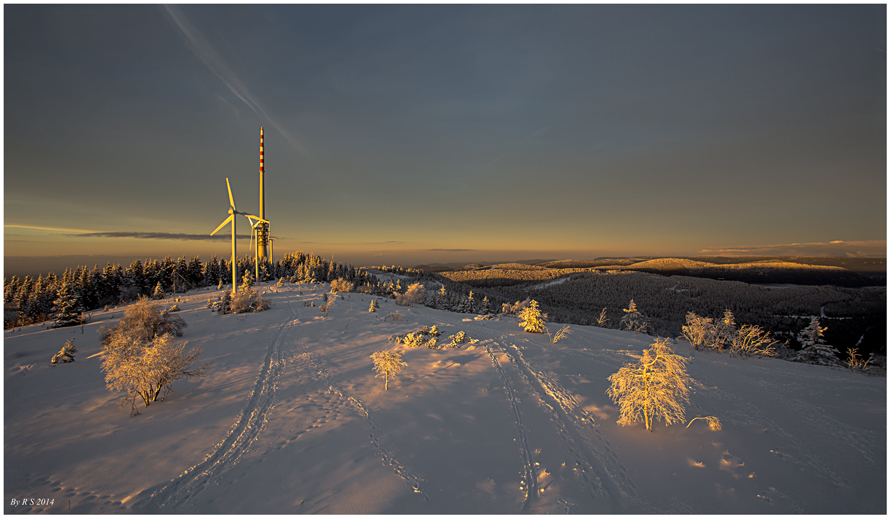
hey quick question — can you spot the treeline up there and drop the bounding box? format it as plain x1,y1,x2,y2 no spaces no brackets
442,260,881,288
472,271,885,358
441,267,586,287
4,252,379,329
378,266,884,359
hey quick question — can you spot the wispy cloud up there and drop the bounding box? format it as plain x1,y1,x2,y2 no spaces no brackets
699,240,887,258
162,5,306,155
5,224,99,233
300,240,406,246
72,232,250,241
427,248,477,252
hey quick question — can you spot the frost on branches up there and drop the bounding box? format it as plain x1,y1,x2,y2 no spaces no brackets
330,278,354,294
230,284,271,314
620,299,648,333
395,283,425,307
607,338,692,432
795,317,840,366
51,338,77,364
371,350,407,390
100,297,209,415
518,300,546,333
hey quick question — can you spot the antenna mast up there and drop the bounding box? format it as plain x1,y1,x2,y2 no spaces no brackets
256,127,270,263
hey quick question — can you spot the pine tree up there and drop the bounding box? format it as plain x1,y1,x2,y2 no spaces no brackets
620,299,648,333
53,281,84,328
795,317,840,366
607,338,692,432
518,300,546,333
480,296,491,314
152,282,165,300
371,350,407,390
51,338,78,364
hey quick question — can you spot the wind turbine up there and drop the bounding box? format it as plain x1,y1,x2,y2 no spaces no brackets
210,178,269,296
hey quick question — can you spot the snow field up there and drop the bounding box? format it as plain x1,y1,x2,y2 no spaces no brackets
4,282,885,513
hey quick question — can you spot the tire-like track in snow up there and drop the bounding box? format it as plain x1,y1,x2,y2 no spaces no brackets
491,335,640,513
134,300,297,511
483,340,538,512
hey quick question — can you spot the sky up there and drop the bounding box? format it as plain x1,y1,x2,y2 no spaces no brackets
4,4,887,278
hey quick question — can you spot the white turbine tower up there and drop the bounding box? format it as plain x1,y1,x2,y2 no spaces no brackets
210,178,269,296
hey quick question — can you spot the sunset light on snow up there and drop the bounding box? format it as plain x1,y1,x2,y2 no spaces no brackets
3,5,886,513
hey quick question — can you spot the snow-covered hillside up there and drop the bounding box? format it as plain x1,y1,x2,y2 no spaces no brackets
4,282,885,513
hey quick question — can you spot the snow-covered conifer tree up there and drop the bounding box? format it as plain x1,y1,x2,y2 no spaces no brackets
607,338,692,432
620,299,648,333
53,281,84,328
795,317,840,366
518,300,546,333
51,338,78,364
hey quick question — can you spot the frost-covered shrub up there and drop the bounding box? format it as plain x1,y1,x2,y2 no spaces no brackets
51,339,77,364
607,338,692,432
103,333,209,415
682,312,715,351
686,416,722,431
318,293,334,317
845,347,872,373
595,307,609,327
100,298,207,415
446,330,478,348
100,296,186,347
518,300,546,333
502,298,531,316
330,278,354,294
391,325,441,348
230,286,271,314
728,324,777,358
546,325,571,344
383,311,404,322
683,310,775,358
395,283,425,307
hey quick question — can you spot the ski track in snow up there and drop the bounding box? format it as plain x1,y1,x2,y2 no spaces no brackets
134,300,296,511
482,340,538,512
490,335,640,513
295,339,431,503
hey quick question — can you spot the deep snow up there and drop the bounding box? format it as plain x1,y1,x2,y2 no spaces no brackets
4,282,886,513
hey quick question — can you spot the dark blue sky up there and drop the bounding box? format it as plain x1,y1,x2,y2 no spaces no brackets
4,4,886,275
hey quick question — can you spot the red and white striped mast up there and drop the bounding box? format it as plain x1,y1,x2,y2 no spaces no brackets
257,127,269,261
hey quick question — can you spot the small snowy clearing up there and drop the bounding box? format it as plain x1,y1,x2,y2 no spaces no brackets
4,283,885,513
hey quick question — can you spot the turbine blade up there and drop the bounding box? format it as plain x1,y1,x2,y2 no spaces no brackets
210,214,234,236
243,214,270,224
226,178,236,209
